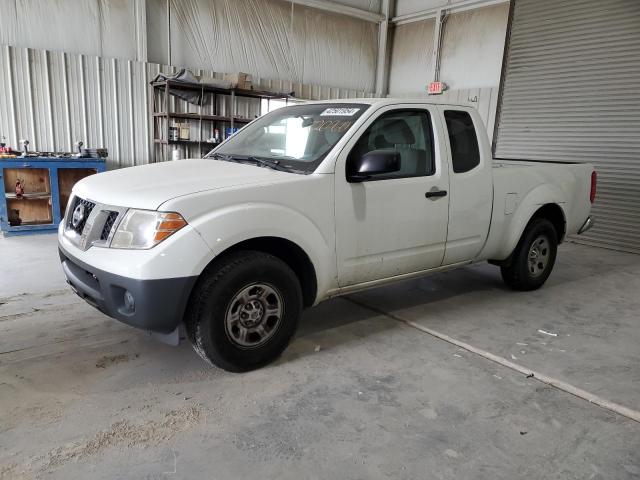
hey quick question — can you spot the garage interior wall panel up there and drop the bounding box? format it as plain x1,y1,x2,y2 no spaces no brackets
146,0,378,92
494,0,640,253
387,19,436,95
439,4,509,90
0,0,139,61
387,6,506,140
1,0,377,92
0,45,373,170
394,0,445,16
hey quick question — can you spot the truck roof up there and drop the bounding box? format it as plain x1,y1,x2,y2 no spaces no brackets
303,97,474,108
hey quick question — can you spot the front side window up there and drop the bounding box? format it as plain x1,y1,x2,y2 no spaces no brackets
347,110,435,180
444,110,480,173
207,103,369,174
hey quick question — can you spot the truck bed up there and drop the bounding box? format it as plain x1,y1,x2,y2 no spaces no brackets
478,158,594,261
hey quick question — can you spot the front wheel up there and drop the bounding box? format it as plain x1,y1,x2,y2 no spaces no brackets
185,251,302,372
500,218,558,291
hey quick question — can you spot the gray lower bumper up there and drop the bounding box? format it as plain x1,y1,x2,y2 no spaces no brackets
59,246,197,334
578,216,594,234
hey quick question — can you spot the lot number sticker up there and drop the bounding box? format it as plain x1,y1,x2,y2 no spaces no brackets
320,108,360,116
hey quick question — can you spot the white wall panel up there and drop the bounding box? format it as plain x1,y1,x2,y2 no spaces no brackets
439,3,509,90
0,0,138,60
387,19,436,95
332,0,382,12
301,7,377,90
388,4,507,94
387,4,505,144
147,0,378,92
1,0,378,92
394,0,444,16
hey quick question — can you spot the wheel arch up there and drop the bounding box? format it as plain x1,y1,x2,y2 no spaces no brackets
531,203,566,242
197,236,318,308
489,202,567,265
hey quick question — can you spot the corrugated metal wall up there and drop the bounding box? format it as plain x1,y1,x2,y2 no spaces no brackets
494,0,640,254
0,44,374,170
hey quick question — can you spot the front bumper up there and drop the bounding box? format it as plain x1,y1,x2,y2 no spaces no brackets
59,246,197,334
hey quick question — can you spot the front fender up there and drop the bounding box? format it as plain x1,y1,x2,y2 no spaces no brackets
187,202,335,300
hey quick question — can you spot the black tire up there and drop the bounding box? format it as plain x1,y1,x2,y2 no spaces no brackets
500,218,558,291
185,251,302,372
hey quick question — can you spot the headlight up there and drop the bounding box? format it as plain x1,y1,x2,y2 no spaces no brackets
110,210,187,249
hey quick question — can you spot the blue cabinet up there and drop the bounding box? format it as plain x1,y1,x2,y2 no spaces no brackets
0,157,106,236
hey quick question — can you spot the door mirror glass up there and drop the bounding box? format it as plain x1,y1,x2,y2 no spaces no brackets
347,150,401,182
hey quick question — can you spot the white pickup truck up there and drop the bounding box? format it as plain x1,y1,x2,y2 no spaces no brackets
58,99,596,371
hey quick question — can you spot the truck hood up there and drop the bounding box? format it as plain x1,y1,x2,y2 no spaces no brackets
73,159,296,210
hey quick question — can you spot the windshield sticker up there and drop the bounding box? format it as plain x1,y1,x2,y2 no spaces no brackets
320,107,360,117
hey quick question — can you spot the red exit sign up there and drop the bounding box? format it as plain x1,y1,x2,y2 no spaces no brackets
428,81,444,94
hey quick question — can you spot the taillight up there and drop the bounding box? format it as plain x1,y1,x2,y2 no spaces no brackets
590,171,597,204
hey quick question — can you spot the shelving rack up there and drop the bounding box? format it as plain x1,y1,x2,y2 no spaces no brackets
150,79,292,162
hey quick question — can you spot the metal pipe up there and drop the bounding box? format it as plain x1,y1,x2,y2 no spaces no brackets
433,10,448,83
166,0,172,65
135,0,148,62
375,0,393,96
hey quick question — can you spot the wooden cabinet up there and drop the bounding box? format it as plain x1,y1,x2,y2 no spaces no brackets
0,157,105,236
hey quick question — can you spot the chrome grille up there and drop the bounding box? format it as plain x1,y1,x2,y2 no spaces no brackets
67,197,96,234
63,196,126,251
100,211,119,240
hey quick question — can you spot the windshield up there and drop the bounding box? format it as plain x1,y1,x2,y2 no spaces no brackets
205,103,370,174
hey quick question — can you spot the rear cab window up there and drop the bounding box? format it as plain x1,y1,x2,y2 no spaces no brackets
444,110,480,173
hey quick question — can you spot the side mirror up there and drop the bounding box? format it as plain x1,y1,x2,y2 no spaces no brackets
347,150,401,183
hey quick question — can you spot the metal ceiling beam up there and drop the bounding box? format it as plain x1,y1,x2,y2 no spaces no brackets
283,0,385,23
391,0,507,25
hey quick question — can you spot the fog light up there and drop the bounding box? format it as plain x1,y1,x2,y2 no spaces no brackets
124,291,135,311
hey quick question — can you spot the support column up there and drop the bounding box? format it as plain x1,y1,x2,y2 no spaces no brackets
430,8,447,83
134,0,148,62
166,0,172,65
375,0,394,97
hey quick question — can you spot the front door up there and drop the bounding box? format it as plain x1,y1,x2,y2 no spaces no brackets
334,105,450,286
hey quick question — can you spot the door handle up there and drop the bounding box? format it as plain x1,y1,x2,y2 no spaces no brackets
425,189,447,199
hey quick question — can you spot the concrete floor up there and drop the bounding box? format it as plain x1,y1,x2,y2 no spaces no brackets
1,234,639,479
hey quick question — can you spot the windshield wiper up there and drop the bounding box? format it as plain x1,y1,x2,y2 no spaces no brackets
246,156,296,172
210,153,300,173
211,152,240,161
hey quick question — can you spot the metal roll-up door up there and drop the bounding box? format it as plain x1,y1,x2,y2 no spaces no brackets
494,0,640,253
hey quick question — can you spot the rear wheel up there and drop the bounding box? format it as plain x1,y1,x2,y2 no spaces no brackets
185,251,302,372
500,218,558,291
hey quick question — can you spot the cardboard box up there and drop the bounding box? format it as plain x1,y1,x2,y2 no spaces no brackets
223,72,253,90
